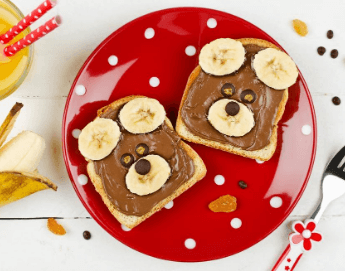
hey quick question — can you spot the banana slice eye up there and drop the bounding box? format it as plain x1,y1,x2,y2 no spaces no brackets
125,155,171,196
221,83,236,97
252,48,298,90
199,38,246,76
240,89,257,103
208,99,255,137
78,118,121,161
119,98,166,134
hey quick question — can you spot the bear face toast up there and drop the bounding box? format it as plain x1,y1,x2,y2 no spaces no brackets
78,96,206,229
176,38,298,161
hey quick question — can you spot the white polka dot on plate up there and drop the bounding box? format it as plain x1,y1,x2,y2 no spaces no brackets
72,129,81,139
185,45,196,56
214,175,225,185
121,224,131,231
144,28,155,39
256,159,265,164
302,125,311,135
207,18,217,28
184,238,196,249
270,196,283,208
77,174,88,185
165,201,174,209
108,55,118,66
75,85,86,96
230,218,242,229
149,77,160,87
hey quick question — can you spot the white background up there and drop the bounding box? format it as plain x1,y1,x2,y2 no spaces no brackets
0,0,345,270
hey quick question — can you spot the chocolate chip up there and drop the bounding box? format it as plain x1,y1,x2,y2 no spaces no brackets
120,153,134,167
238,180,247,189
135,143,149,157
135,159,151,175
83,231,91,240
317,46,326,56
221,83,236,97
327,30,334,39
225,101,240,116
332,96,341,105
330,49,338,59
240,89,257,103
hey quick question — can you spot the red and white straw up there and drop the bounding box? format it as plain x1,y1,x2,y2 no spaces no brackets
3,16,62,57
0,0,58,45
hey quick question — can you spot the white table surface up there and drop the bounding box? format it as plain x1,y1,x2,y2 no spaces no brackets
0,0,345,270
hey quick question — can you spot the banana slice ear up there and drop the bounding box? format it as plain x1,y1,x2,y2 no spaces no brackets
252,48,298,90
199,38,246,76
78,118,121,161
119,98,166,134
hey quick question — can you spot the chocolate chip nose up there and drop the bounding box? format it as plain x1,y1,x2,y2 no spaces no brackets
225,101,240,116
135,159,151,175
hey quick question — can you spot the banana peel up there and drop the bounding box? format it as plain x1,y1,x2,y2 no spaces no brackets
0,171,57,207
0,103,57,207
0,103,23,148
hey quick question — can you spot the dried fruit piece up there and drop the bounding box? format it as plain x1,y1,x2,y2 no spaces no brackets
0,171,57,207
47,218,66,235
238,180,248,189
292,19,308,37
209,195,237,213
0,102,23,148
83,231,91,240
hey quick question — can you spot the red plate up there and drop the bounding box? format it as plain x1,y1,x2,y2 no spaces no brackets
62,7,316,262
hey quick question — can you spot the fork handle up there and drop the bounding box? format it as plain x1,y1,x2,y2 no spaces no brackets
272,244,304,271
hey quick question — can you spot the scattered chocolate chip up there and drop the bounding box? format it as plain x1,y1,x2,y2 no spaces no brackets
327,30,334,39
225,101,240,116
330,49,338,59
221,83,236,97
238,180,247,189
240,89,257,103
135,143,149,157
317,46,326,56
83,231,91,240
120,153,134,167
135,159,151,175
332,96,341,105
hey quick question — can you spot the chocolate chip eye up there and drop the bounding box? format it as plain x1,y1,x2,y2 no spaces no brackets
135,143,149,157
135,159,151,175
120,153,134,167
221,83,236,97
240,89,257,103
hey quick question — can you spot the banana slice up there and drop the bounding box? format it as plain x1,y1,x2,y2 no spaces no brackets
252,48,298,90
199,38,245,76
208,99,255,137
78,118,121,161
126,155,171,196
119,98,166,134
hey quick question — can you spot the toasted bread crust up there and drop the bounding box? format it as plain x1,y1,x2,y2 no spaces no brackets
176,38,289,161
87,95,207,228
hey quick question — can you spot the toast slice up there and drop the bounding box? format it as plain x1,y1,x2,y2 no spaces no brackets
176,38,289,161
86,95,206,229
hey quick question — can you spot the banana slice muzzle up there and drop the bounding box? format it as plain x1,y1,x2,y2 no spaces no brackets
119,98,166,134
125,154,171,196
199,38,246,76
207,99,255,137
78,118,121,161
252,48,298,90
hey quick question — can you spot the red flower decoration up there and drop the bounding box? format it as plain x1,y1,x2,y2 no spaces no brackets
289,219,322,251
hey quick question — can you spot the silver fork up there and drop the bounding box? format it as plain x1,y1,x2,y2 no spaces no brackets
272,146,345,271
